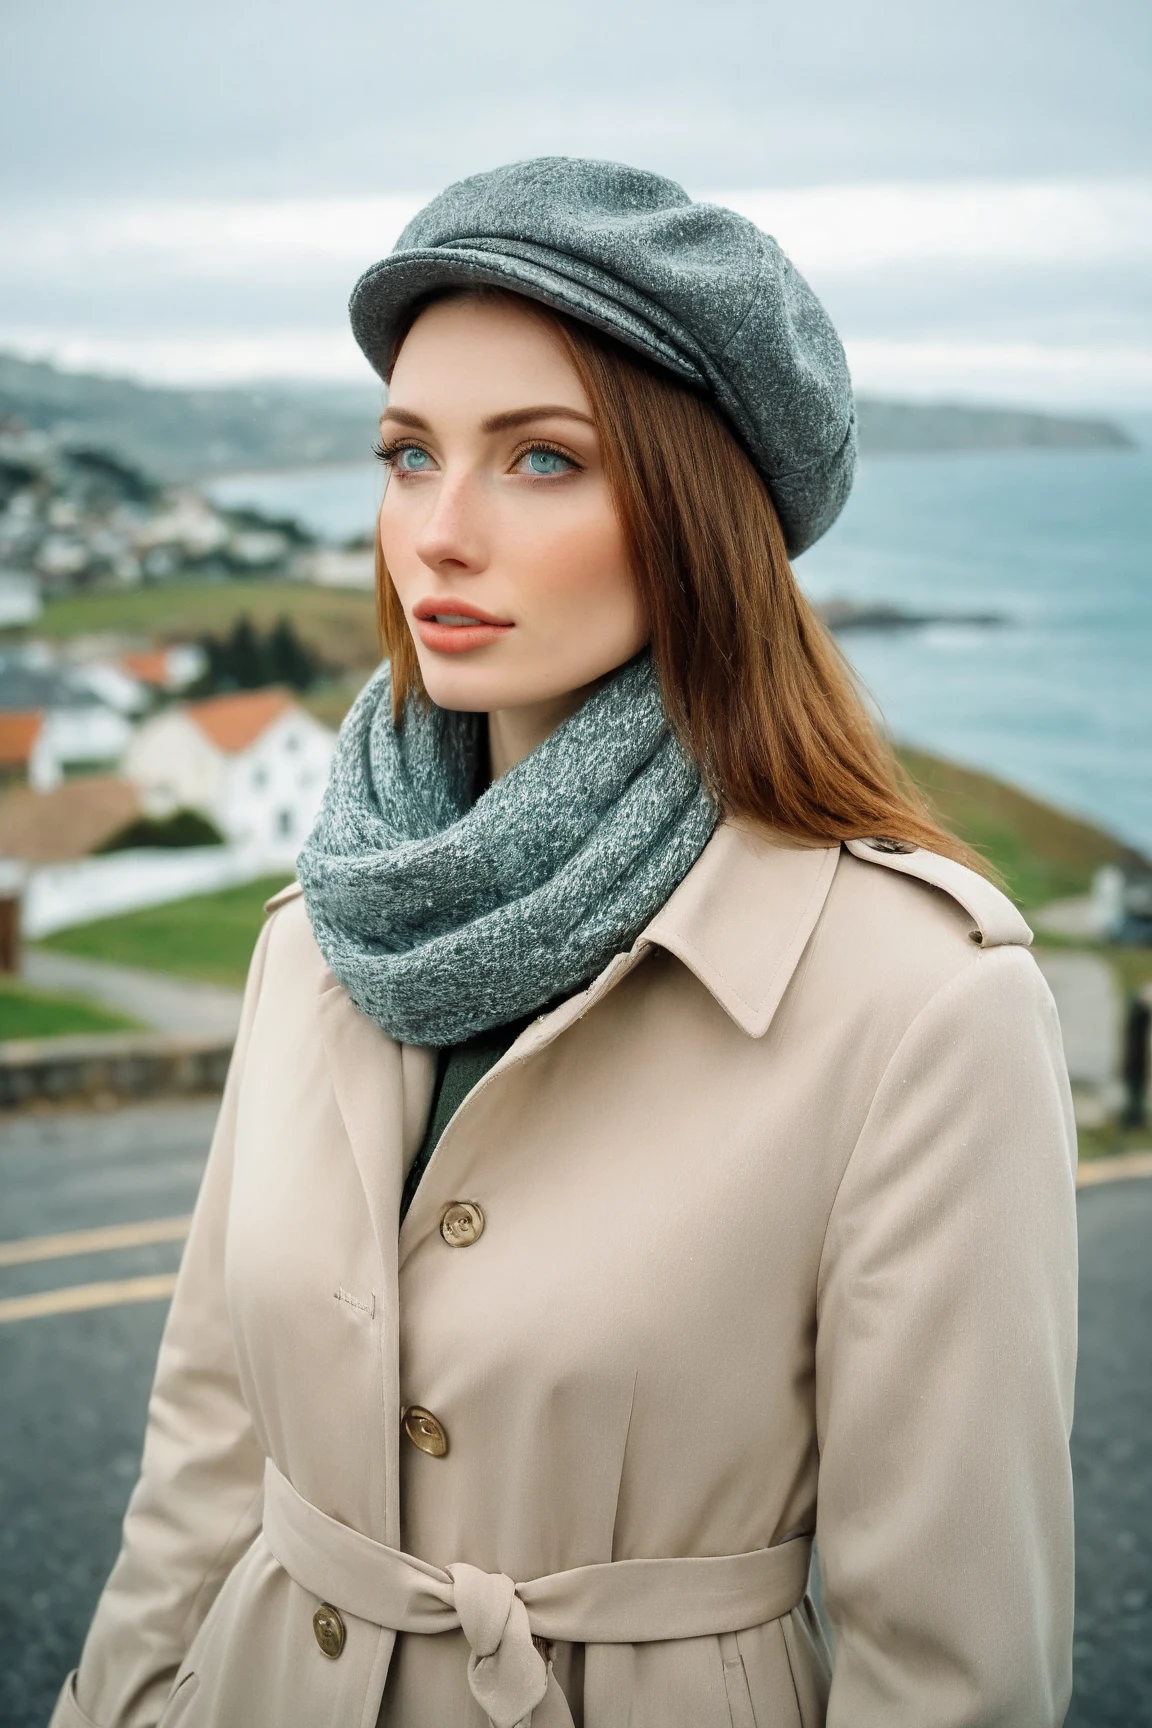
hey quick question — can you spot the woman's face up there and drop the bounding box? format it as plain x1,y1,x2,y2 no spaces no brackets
378,294,647,716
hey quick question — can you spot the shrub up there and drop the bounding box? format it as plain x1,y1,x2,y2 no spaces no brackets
96,808,225,852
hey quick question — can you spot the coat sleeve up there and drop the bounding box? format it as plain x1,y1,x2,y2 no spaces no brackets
814,945,1078,1728
51,914,276,1728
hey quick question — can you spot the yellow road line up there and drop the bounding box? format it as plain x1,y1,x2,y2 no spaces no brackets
1076,1149,1152,1188
0,1215,191,1269
0,1272,178,1324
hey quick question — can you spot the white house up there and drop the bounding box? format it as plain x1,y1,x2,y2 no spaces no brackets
122,687,335,861
119,643,208,695
0,651,135,786
0,570,42,628
0,705,133,791
36,705,134,787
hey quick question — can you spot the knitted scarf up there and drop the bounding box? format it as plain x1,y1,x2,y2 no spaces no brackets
296,652,717,1047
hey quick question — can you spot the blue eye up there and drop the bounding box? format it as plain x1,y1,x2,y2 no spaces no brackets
523,448,572,476
395,446,432,473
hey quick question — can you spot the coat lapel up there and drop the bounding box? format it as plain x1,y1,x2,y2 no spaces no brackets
317,975,417,1254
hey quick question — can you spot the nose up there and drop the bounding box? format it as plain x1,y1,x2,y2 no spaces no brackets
413,472,488,578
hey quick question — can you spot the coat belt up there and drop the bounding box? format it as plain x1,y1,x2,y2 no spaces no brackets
261,1459,812,1728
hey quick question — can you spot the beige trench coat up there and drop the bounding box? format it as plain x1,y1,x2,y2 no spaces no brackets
52,823,1078,1728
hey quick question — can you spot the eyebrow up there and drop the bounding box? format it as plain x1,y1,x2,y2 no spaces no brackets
379,404,595,434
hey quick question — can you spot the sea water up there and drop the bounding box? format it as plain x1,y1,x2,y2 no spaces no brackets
207,448,1152,854
796,449,1152,855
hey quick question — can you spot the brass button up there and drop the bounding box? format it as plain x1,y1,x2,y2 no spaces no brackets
440,1200,485,1248
313,1603,345,1659
404,1405,449,1457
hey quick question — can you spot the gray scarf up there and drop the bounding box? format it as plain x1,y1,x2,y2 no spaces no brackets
296,652,717,1047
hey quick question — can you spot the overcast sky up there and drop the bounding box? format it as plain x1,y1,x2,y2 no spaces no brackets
2,0,1150,405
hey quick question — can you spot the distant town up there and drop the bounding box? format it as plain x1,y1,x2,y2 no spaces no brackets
0,418,350,935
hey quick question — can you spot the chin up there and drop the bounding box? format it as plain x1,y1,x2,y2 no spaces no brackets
416,657,531,713
415,653,587,715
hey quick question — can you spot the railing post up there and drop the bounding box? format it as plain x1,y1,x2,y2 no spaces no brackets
1119,992,1151,1130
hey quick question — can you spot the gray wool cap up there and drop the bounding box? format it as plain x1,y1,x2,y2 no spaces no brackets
349,157,856,557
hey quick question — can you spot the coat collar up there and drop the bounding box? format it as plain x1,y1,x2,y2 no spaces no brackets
641,822,840,1038
502,821,841,1062
313,821,841,1211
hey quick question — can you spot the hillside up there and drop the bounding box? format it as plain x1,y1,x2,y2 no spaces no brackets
36,578,382,672
898,746,1136,907
856,398,1134,455
0,354,381,481
0,353,1136,481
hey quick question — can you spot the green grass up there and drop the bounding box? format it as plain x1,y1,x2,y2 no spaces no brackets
39,875,293,988
898,745,1135,908
1075,1120,1152,1161
38,579,381,673
299,669,370,729
0,975,142,1039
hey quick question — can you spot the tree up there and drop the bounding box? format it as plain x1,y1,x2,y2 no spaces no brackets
265,615,316,690
227,615,265,688
187,613,321,696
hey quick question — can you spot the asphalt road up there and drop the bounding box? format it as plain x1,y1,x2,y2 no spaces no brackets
0,1103,215,1728
1068,1176,1152,1726
0,1103,1149,1727
20,950,244,1038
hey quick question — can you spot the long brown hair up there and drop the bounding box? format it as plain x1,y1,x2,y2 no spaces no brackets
376,288,983,871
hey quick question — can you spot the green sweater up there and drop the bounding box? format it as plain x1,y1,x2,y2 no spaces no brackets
399,1015,531,1222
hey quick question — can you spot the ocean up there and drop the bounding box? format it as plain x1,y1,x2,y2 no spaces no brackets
206,447,1152,855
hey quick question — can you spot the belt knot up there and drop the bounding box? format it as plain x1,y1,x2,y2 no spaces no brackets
447,1562,550,1728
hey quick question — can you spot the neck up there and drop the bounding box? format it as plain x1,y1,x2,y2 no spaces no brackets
487,686,590,780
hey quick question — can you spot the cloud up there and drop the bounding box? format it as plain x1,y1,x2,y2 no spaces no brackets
845,339,1152,407
0,327,374,386
719,181,1152,272
3,0,1149,197
7,179,1149,286
2,179,1150,406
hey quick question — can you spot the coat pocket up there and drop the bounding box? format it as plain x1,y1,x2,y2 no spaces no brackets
157,1672,200,1728
720,1631,758,1728
723,1617,818,1728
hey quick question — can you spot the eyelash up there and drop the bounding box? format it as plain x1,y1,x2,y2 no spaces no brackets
372,437,582,474
373,437,416,468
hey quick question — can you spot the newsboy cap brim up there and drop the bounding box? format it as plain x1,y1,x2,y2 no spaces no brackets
349,157,855,557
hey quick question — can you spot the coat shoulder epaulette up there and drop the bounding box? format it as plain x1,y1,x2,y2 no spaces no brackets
844,838,1032,949
263,880,304,915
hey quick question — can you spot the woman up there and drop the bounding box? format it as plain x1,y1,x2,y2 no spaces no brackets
53,158,1077,1728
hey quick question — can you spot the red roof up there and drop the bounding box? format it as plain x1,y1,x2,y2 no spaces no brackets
184,688,296,754
0,711,44,768
121,650,170,687
0,775,142,861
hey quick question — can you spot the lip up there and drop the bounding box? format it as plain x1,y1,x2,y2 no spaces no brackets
412,596,515,655
412,597,514,626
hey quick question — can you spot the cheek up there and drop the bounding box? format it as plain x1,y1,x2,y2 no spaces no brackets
377,497,412,579
515,498,634,614
377,502,434,623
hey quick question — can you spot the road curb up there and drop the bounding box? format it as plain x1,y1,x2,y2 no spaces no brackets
1076,1149,1152,1188
0,1031,233,1110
